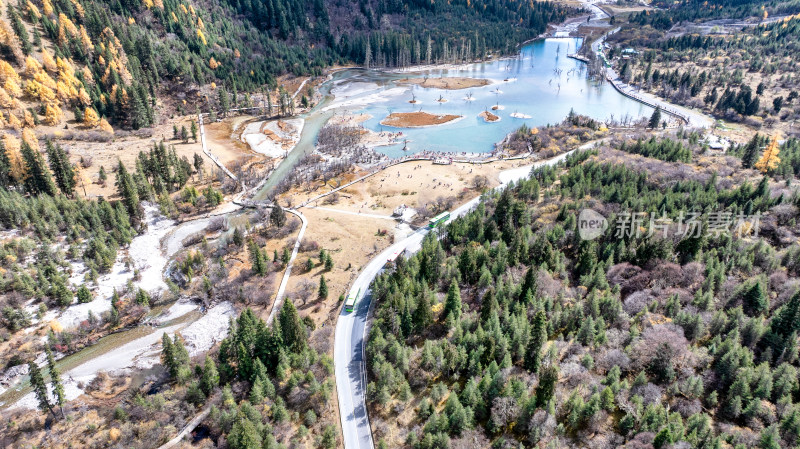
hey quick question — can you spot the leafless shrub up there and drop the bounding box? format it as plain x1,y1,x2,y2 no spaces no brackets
206,217,227,232
623,290,654,315
633,383,663,405
299,240,320,253
631,323,694,373
596,349,631,373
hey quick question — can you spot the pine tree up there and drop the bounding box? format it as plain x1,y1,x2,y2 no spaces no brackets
444,278,462,322
190,121,198,142
648,107,662,129
249,239,267,276
20,141,56,196
318,275,328,298
200,355,219,395
521,267,538,302
279,299,306,351
98,165,107,186
76,285,92,303
228,416,263,449
45,141,75,196
413,291,433,332
535,364,558,408
270,204,287,228
743,281,769,316
28,361,54,417
46,348,65,418
525,310,547,372
116,160,140,220
161,333,175,376
0,140,12,188
741,133,761,168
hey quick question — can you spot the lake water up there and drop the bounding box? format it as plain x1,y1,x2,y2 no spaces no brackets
326,37,653,158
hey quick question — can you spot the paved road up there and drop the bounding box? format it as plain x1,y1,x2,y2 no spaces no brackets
266,208,309,325
333,148,580,449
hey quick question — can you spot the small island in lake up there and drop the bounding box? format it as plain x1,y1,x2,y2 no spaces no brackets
399,76,490,90
380,111,462,128
479,110,500,122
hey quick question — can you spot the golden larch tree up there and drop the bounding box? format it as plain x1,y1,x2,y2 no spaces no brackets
755,137,781,173
2,134,27,183
83,107,100,127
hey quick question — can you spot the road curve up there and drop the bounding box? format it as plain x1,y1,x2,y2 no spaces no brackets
266,208,309,325
333,148,581,449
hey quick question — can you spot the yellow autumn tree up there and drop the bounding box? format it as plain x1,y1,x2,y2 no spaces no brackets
43,102,62,125
98,117,113,134
0,88,20,109
197,29,207,46
42,48,57,72
83,107,99,127
79,25,93,52
26,79,57,103
25,56,42,77
0,60,20,83
2,134,27,183
23,110,35,127
0,88,16,109
82,67,94,85
755,137,781,173
0,20,24,63
78,87,91,106
70,0,85,18
209,57,219,69
4,78,21,97
43,0,54,16
22,128,38,150
7,112,21,130
34,70,57,90
27,1,41,19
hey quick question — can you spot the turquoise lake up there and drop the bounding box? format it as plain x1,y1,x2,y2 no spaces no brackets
325,37,653,158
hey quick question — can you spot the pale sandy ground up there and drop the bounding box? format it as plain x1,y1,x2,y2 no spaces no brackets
398,76,491,90
283,157,534,216
241,118,303,158
328,112,403,148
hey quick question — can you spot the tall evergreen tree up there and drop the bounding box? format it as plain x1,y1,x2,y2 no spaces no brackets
249,239,267,276
20,141,56,196
535,364,559,408
115,160,140,220
414,291,434,332
46,348,66,418
444,278,462,322
648,107,662,129
318,275,328,298
525,310,547,373
270,204,287,228
743,281,769,316
28,361,54,417
741,133,761,168
45,141,75,196
279,299,306,351
200,355,220,396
